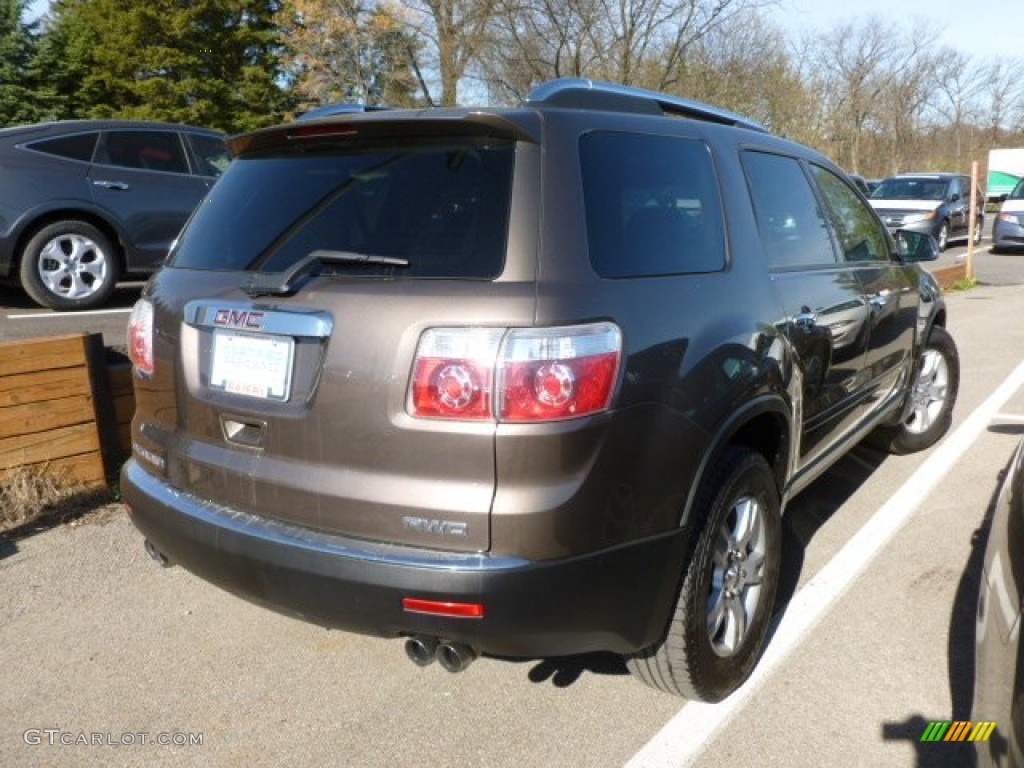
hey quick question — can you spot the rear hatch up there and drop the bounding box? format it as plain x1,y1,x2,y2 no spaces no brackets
132,114,541,553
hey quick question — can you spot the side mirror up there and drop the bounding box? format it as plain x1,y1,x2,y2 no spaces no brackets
895,229,939,262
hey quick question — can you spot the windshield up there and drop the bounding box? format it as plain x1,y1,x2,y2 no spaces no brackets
870,178,948,201
1010,179,1024,200
170,139,515,278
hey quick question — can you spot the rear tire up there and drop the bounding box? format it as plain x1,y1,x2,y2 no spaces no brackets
627,447,781,701
867,325,959,455
19,220,120,310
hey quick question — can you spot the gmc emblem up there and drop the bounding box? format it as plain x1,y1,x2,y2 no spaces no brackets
212,308,265,330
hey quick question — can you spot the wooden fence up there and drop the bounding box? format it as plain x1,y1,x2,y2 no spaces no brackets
0,334,134,487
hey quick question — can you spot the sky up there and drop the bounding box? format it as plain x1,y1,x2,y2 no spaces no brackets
779,0,1023,60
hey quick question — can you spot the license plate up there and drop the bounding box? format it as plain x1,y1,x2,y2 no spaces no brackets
210,330,294,401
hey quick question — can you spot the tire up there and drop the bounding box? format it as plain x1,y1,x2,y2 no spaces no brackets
973,219,983,246
867,325,959,455
936,221,949,252
19,220,120,310
627,447,781,701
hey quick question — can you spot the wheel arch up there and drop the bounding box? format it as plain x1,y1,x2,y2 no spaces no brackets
680,396,792,532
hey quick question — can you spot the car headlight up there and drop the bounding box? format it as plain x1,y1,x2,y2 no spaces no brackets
998,212,1022,225
901,211,937,224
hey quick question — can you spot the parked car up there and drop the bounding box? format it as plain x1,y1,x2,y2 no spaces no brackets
869,173,984,251
122,78,959,702
0,120,229,310
974,439,1024,766
992,177,1024,253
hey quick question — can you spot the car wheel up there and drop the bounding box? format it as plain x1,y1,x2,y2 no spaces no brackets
867,325,959,455
973,220,983,245
627,447,781,701
19,220,120,310
936,221,950,252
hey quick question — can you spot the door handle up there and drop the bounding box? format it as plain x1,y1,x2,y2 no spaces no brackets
92,180,130,190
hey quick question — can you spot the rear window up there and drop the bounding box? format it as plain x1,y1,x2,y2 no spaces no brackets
170,140,515,278
580,131,725,277
26,132,98,162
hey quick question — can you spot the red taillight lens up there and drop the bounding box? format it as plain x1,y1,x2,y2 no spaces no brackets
127,298,154,376
498,323,622,422
409,329,503,420
408,323,622,423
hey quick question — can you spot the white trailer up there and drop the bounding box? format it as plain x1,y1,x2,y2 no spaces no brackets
987,148,1024,201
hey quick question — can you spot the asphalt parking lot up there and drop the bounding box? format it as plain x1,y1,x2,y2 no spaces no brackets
3,238,1024,767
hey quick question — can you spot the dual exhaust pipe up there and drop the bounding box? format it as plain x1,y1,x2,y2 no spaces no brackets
405,635,478,673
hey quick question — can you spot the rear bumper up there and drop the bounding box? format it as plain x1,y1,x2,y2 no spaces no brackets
121,459,686,658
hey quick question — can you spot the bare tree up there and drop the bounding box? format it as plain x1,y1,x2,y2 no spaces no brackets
279,0,424,110
480,0,777,103
400,0,501,104
982,59,1024,146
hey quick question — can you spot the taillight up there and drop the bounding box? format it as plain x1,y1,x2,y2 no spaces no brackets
409,328,504,420
408,323,621,422
128,298,154,376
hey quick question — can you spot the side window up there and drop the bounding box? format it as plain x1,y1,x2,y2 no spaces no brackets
26,132,98,162
187,133,230,177
948,177,962,201
580,132,726,278
810,165,890,263
741,151,836,269
97,130,189,174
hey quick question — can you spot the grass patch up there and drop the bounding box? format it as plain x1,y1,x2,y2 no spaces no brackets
0,465,115,537
951,276,980,291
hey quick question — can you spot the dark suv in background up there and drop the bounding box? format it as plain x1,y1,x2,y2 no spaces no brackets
0,120,228,310
123,78,958,702
869,172,984,251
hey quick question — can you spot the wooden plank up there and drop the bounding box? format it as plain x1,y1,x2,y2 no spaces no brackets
0,394,96,437
0,423,100,470
0,452,106,487
0,366,91,407
0,335,90,377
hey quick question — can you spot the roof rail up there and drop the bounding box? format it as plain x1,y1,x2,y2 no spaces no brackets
524,78,767,133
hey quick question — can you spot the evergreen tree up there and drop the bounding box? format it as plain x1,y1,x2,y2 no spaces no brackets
0,0,42,126
35,0,286,132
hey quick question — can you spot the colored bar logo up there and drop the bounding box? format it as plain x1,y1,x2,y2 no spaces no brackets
921,721,997,742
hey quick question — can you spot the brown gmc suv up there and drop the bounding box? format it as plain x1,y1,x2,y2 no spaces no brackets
123,79,958,701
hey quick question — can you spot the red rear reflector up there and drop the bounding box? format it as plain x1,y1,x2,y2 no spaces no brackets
402,598,485,618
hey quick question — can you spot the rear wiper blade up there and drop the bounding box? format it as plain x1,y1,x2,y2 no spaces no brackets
244,250,409,297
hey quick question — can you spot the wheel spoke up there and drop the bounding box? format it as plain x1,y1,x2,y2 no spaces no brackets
720,597,747,654
732,497,762,553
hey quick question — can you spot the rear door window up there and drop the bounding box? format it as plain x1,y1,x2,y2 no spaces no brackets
170,140,515,279
580,131,726,277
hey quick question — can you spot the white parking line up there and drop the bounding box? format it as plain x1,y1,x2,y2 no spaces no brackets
6,308,133,319
626,359,1024,768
